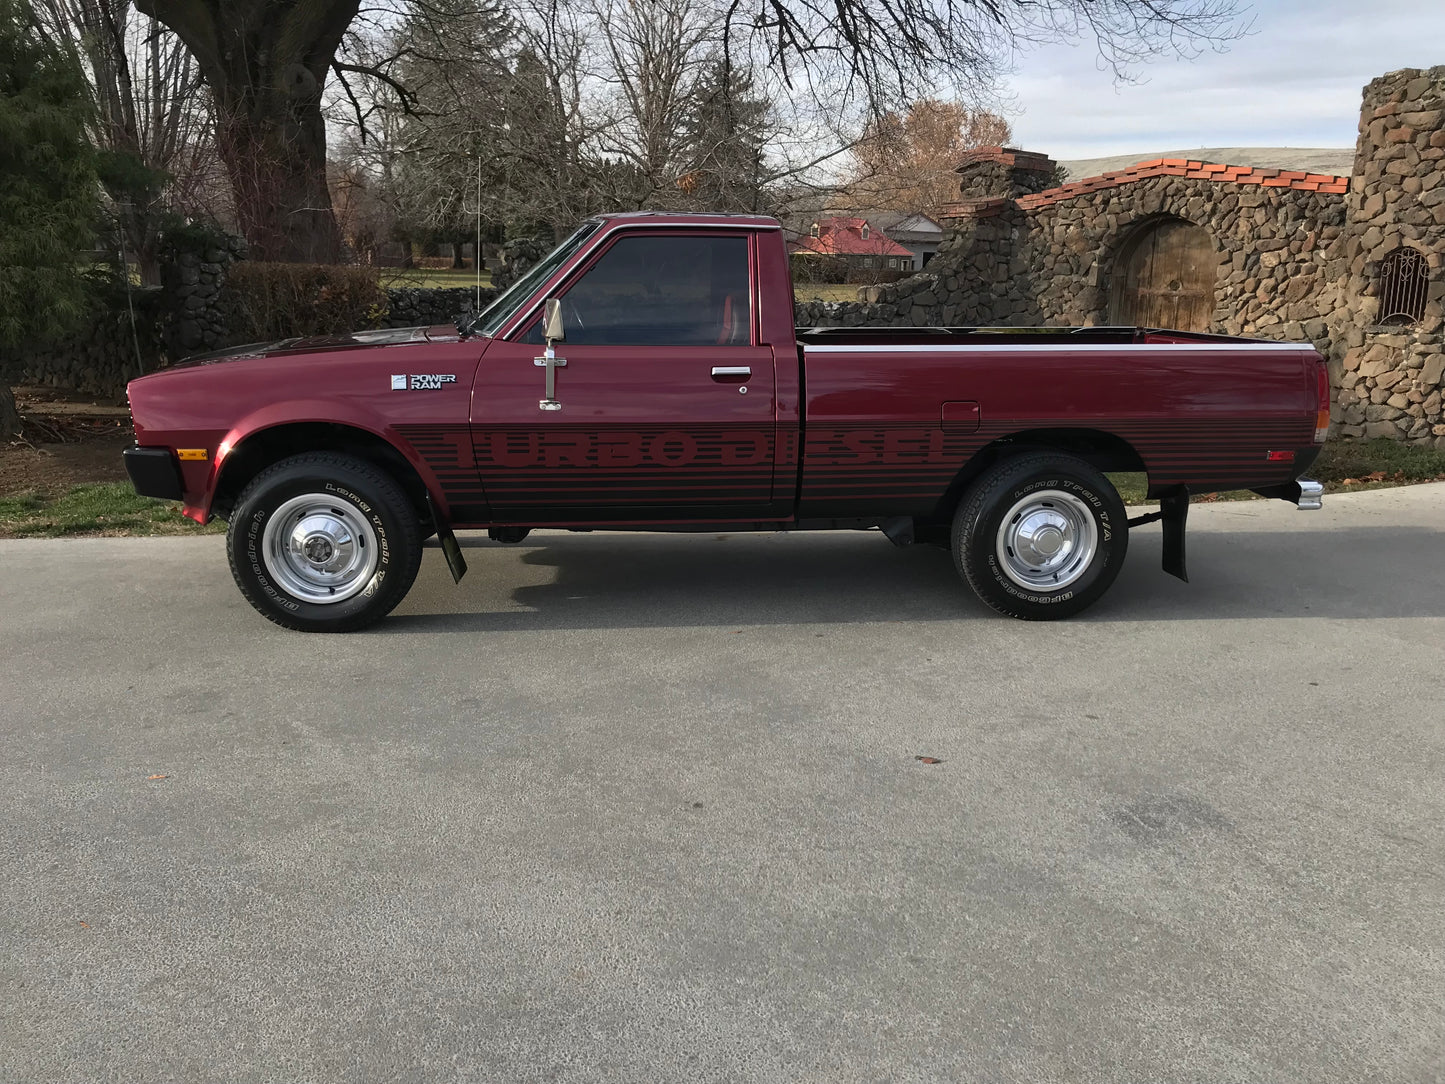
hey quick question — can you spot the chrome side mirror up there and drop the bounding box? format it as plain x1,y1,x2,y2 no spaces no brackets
543,298,565,344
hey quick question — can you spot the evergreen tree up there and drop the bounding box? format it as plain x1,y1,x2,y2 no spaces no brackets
0,0,98,437
499,46,581,240
678,61,772,214
386,0,515,260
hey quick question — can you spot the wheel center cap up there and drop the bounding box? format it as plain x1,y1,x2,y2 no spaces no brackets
303,534,335,565
1032,525,1065,557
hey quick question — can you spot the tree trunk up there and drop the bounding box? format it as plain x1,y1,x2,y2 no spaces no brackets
217,107,344,263
133,0,357,264
0,384,20,441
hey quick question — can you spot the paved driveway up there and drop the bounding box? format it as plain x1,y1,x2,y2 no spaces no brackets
2,485,1442,1083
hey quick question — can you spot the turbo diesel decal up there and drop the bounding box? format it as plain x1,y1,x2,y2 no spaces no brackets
478,428,770,469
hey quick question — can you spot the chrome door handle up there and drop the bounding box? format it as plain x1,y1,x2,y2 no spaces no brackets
710,366,751,380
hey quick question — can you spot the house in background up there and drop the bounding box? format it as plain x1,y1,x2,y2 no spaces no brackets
789,216,916,273
868,212,945,270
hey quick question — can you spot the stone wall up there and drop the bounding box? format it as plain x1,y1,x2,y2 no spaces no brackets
4,288,166,398
160,237,247,357
383,287,494,329
1326,67,1445,443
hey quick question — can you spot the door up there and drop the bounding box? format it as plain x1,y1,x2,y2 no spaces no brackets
1110,218,1218,332
472,231,779,521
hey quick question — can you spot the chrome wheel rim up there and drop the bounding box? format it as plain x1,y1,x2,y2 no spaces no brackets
995,489,1098,591
261,493,379,605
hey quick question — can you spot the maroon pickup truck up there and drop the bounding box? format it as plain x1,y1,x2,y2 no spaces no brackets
124,212,1329,631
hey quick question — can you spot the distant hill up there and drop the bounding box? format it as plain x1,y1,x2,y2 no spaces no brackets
1057,148,1355,181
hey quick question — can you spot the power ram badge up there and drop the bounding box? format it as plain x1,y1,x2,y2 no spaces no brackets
391,374,457,391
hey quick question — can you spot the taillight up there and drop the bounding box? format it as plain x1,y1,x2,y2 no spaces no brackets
1314,359,1331,443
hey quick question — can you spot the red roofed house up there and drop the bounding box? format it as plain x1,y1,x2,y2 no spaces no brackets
790,216,916,273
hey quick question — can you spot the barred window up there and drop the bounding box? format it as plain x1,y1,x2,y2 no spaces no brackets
1378,247,1429,324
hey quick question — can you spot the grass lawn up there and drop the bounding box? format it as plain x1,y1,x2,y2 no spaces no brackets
382,268,493,290
794,284,862,304
0,484,225,539
2,440,1440,538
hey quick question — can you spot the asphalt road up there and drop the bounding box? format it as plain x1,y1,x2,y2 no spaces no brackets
2,485,1442,1083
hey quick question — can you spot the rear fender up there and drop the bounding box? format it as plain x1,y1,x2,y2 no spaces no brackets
936,429,1148,521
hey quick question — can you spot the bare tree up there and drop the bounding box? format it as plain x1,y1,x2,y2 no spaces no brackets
846,99,1011,217
128,0,1243,264
334,0,516,261
588,0,717,207
727,0,1245,112
499,0,605,237
35,0,215,283
131,0,359,262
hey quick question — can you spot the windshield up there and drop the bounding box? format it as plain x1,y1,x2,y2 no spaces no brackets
472,219,604,338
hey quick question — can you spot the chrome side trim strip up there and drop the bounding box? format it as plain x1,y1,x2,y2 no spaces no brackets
802,342,1309,354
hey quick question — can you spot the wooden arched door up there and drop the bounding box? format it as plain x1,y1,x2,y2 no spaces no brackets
1110,218,1217,332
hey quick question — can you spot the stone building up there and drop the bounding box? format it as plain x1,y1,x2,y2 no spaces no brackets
796,65,1445,445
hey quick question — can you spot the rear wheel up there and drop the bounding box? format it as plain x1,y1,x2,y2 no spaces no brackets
227,452,423,632
952,452,1127,620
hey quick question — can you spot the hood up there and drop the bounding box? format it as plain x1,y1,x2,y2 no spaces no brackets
171,325,466,369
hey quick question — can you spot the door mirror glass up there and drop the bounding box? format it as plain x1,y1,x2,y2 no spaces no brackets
543,298,565,344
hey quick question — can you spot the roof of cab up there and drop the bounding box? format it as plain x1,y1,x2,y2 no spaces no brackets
596,211,782,230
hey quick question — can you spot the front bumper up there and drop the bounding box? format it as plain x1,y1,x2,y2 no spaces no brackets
123,447,184,501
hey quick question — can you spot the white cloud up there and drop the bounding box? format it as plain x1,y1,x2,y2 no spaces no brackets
1002,0,1445,159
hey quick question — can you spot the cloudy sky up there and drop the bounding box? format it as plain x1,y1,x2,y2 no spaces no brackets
1003,0,1445,160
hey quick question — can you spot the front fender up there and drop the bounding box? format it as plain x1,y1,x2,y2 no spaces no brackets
197,400,462,523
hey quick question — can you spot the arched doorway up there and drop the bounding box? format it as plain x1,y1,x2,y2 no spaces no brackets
1109,218,1218,332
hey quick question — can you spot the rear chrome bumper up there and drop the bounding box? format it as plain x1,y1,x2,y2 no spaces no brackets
1249,478,1324,509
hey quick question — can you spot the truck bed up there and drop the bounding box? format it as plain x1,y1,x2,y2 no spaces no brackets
794,324,1323,518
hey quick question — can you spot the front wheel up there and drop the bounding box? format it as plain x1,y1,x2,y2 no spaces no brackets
227,452,423,632
952,452,1128,620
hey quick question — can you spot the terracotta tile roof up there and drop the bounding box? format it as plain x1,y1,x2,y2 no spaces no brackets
1007,159,1352,211
791,216,914,257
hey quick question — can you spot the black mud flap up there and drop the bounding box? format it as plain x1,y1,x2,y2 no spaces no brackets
1127,486,1189,583
1159,488,1189,583
426,494,468,584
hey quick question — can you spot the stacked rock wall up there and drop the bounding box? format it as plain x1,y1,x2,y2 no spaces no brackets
383,287,495,329
160,237,247,357
4,288,166,398
1327,67,1445,443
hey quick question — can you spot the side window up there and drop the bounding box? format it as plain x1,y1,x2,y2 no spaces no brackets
525,234,751,346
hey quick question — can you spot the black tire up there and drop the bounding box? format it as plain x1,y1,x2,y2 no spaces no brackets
952,452,1128,620
227,452,423,632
